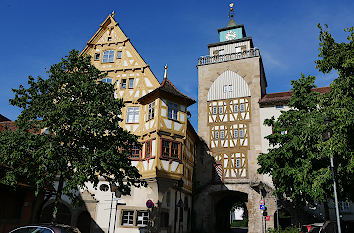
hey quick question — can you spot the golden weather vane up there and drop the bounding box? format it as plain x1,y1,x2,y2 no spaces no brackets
164,64,168,79
111,10,116,18
229,2,235,18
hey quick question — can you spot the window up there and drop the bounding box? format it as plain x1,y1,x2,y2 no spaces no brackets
168,102,178,120
240,103,245,112
171,142,179,158
235,158,241,168
223,85,233,92
234,104,239,113
161,140,181,159
117,51,122,59
121,79,127,89
94,53,100,60
136,211,149,227
147,102,155,120
107,36,112,41
215,131,219,140
218,106,223,114
276,105,284,109
233,129,238,138
212,106,217,115
145,141,152,158
99,184,109,192
102,50,115,63
128,78,134,89
130,144,140,158
122,210,134,226
239,129,244,138
220,130,225,139
101,78,112,84
126,107,139,123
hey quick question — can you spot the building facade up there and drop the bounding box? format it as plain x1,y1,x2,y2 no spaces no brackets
193,14,277,233
41,13,198,233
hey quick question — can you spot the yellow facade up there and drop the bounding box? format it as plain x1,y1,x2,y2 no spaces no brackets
80,13,197,193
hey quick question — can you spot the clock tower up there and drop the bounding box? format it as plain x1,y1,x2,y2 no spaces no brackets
194,3,275,233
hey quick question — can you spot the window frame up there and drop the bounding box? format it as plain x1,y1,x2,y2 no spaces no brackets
212,106,217,115
145,140,152,158
147,101,155,121
102,50,115,63
136,211,149,227
121,79,127,89
161,139,181,160
240,103,245,112
126,106,140,123
121,210,134,226
117,51,122,59
218,106,223,114
94,53,100,61
128,78,134,89
101,78,112,84
168,102,178,120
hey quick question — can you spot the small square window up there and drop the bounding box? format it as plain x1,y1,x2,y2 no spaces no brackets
233,129,238,138
121,79,127,89
218,106,223,114
220,130,225,139
235,158,241,168
239,129,244,138
234,105,239,113
136,211,149,227
129,78,134,89
102,50,114,63
212,106,217,115
117,51,122,59
240,103,245,112
94,53,100,60
122,210,134,226
215,131,219,140
107,36,112,41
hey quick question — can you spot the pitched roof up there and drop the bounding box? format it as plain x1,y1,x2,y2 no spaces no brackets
0,121,16,132
0,114,10,122
138,78,196,106
259,87,330,106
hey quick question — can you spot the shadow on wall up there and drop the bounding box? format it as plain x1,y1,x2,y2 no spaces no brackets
39,196,105,233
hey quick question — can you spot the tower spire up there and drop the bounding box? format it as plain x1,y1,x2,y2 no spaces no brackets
227,2,237,27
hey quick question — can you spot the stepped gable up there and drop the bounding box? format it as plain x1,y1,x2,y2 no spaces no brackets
259,86,330,105
138,77,196,106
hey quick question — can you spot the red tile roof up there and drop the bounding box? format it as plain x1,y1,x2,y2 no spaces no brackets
138,78,196,106
0,121,17,132
259,87,330,106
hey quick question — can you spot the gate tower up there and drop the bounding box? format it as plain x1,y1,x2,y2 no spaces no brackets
194,4,276,233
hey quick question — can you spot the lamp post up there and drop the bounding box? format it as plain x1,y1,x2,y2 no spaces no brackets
322,118,341,233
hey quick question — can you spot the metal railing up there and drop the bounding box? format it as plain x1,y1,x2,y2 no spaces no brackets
198,48,260,66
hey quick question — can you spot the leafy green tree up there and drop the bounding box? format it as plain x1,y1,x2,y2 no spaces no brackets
0,50,145,222
258,25,354,217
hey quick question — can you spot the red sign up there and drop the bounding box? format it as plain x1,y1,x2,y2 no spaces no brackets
259,200,264,205
265,216,270,221
146,199,154,208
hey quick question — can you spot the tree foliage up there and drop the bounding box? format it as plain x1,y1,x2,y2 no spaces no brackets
0,50,145,219
258,25,354,207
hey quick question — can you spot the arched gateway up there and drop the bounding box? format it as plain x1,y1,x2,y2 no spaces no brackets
194,6,276,233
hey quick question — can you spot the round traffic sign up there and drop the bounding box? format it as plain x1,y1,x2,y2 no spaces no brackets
146,199,154,208
259,200,264,205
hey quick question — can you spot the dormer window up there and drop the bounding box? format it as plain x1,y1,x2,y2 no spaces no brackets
168,102,178,120
102,50,114,63
94,53,100,60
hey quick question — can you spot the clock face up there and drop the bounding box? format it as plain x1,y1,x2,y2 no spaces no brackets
225,31,237,40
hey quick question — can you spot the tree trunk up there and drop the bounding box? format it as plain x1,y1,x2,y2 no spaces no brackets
324,201,330,221
52,174,64,223
30,190,45,223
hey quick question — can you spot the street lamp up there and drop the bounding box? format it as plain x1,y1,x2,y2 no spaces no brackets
322,118,341,233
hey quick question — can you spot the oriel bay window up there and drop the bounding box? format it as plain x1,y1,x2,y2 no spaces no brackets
161,139,181,159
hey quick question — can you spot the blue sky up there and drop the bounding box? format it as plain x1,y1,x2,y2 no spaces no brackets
0,0,353,129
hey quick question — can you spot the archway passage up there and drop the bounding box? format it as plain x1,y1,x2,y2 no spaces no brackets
77,211,92,233
213,190,248,233
40,202,71,224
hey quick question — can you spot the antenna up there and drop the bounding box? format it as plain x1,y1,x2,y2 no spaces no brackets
229,2,235,19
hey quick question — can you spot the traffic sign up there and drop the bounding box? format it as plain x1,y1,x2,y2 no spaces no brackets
260,204,265,210
265,216,270,221
259,200,264,205
146,199,154,208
